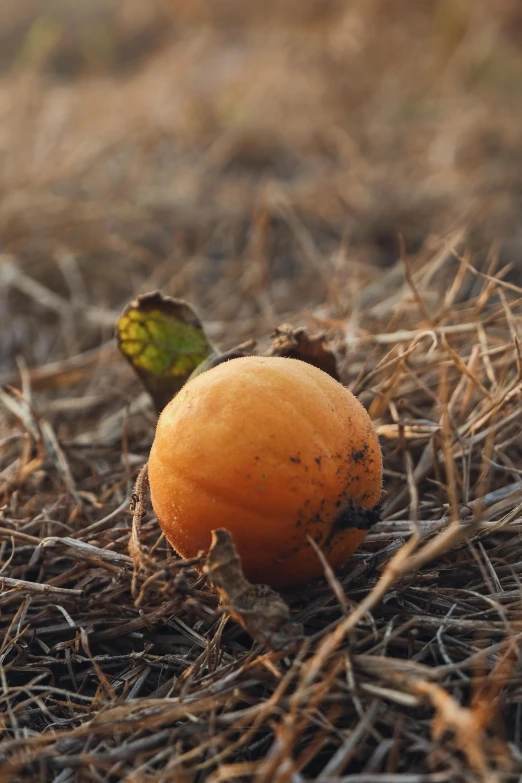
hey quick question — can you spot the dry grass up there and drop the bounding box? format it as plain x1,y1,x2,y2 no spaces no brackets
1,2,522,781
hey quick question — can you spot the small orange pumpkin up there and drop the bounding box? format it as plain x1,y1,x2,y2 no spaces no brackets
148,356,382,588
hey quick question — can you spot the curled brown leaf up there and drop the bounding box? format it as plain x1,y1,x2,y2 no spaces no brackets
266,323,339,380
205,528,303,652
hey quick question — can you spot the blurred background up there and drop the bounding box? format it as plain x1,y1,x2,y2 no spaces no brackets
2,0,522,377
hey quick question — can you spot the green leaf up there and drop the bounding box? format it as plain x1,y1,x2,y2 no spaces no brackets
116,292,340,414
116,292,215,412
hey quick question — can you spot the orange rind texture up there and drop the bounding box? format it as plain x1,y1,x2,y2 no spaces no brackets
148,356,382,588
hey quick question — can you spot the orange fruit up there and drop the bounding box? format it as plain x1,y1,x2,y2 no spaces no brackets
148,356,382,588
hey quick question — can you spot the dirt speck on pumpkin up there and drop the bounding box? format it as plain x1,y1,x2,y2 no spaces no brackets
350,444,368,463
